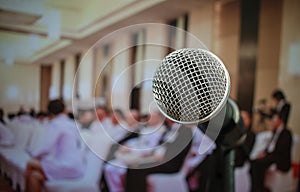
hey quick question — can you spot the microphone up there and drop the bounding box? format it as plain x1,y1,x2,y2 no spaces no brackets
152,48,245,147
152,48,246,192
152,48,230,125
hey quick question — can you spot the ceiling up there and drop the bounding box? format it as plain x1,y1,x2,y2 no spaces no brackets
0,0,210,65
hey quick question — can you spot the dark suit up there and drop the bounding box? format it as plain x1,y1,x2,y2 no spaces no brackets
235,129,256,167
275,101,291,125
100,129,140,192
250,127,292,192
105,131,140,161
125,125,193,192
260,101,291,125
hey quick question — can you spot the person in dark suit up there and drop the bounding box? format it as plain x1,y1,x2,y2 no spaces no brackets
125,125,193,192
250,113,292,192
259,89,291,126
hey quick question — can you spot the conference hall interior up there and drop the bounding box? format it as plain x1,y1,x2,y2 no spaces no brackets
0,0,299,192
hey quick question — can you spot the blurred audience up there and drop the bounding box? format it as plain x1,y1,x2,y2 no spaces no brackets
90,105,112,133
253,99,271,132
258,89,291,126
250,112,292,192
103,110,167,192
35,111,49,125
0,88,295,192
118,109,142,144
25,99,85,192
107,109,128,141
125,124,193,192
77,109,95,129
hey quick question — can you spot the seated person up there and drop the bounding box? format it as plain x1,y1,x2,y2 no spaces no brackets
105,109,142,162
0,123,15,147
103,110,167,192
104,109,128,142
250,113,292,192
35,111,49,125
90,105,112,133
117,108,142,144
125,124,193,192
25,99,85,192
77,109,95,130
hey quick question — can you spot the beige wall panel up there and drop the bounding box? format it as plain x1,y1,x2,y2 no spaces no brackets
140,24,167,115
187,1,214,50
254,0,282,113
50,61,61,100
63,55,76,111
0,62,40,114
213,1,240,99
110,34,131,113
279,0,300,134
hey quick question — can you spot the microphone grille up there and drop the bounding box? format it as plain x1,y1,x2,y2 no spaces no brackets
152,48,230,124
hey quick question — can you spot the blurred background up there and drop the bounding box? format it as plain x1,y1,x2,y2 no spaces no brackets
0,0,299,135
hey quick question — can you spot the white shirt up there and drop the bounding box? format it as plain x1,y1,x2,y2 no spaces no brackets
276,100,285,112
0,123,15,146
30,114,85,180
89,117,112,133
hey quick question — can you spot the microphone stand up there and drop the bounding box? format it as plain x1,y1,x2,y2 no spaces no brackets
200,98,245,192
223,146,235,192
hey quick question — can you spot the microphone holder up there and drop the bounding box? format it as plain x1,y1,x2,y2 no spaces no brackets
198,98,246,192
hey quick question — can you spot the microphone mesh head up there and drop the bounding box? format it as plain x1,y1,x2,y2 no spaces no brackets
152,48,230,124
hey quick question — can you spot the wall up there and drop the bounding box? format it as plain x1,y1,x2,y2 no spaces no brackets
63,55,76,111
0,62,40,114
77,49,94,101
254,0,282,112
110,33,131,113
140,23,168,115
187,1,214,50
279,0,300,134
212,0,241,100
50,61,60,100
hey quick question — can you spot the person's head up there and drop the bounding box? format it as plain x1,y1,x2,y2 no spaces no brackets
271,113,284,130
125,109,140,128
272,89,285,104
79,109,94,124
8,113,15,121
96,105,108,121
36,111,48,122
111,109,125,125
140,114,149,122
47,99,65,117
241,110,251,129
147,110,164,127
17,106,26,116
